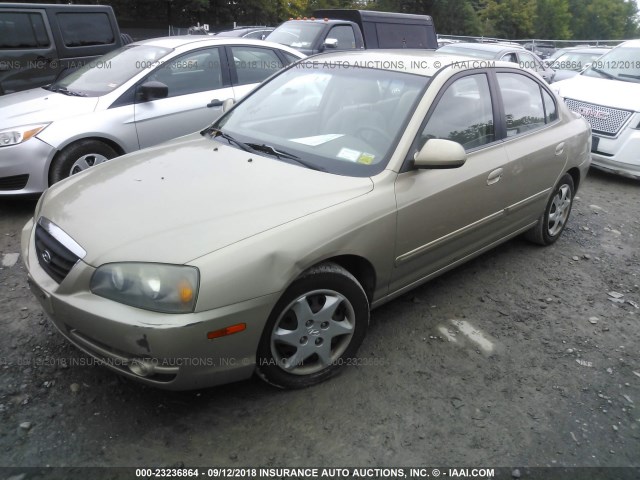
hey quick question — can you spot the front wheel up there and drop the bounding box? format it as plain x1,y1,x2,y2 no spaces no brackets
256,263,369,389
524,173,574,245
49,140,118,185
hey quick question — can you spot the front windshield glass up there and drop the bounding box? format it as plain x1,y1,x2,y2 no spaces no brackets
50,44,172,96
583,45,640,83
211,61,429,177
266,23,325,48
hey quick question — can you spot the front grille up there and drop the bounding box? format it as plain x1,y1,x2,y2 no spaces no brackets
0,174,29,191
34,224,80,283
564,98,632,136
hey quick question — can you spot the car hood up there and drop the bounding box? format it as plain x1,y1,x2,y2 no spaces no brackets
40,134,374,266
553,74,640,111
0,88,98,130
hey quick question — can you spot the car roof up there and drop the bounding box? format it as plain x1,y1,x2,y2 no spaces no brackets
308,50,521,77
439,42,524,54
620,39,640,48
130,36,304,56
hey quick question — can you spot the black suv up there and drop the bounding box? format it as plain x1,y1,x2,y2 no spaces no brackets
0,3,124,95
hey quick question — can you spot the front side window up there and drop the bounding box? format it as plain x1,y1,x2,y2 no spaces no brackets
0,12,49,48
327,25,356,49
229,46,283,86
497,72,546,136
147,47,222,97
419,74,495,150
56,12,114,47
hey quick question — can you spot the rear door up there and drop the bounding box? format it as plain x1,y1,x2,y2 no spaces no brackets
134,46,234,149
0,9,59,94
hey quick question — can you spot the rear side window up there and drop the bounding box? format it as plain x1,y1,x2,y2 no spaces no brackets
376,23,429,48
542,88,558,123
230,46,284,86
56,12,115,47
0,12,50,48
497,73,546,136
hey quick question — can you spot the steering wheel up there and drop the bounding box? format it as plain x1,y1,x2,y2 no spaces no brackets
355,125,393,150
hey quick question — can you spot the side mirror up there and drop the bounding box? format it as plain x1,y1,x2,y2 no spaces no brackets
138,81,168,101
222,98,235,112
413,139,466,169
323,38,338,50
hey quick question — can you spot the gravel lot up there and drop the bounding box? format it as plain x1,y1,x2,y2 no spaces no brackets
0,169,638,475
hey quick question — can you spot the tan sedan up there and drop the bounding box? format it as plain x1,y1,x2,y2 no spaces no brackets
21,51,591,390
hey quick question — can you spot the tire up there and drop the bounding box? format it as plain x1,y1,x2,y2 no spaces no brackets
49,140,118,185
524,173,575,246
256,263,369,389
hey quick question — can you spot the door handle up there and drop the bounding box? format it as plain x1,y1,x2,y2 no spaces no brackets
555,142,565,156
487,168,503,185
207,99,222,108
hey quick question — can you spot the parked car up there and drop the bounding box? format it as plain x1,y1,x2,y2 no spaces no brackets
0,36,304,194
22,50,591,390
0,3,123,95
267,9,438,55
552,39,640,179
438,42,555,82
523,42,556,59
216,26,275,40
550,47,609,82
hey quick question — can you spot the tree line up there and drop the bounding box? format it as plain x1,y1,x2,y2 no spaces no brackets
28,0,640,39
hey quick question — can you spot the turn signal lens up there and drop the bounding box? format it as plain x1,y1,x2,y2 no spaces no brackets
207,323,246,340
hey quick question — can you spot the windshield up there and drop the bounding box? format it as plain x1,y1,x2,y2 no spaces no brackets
49,44,172,96
266,23,325,48
210,61,429,177
552,51,605,71
583,45,640,83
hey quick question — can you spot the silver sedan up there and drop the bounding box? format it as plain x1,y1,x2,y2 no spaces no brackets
22,50,591,390
0,36,303,194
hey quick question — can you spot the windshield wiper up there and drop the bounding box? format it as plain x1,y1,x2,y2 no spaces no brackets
590,67,616,80
201,127,253,153
245,143,325,171
46,85,86,97
619,73,640,81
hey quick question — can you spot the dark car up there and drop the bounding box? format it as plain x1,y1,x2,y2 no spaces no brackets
549,47,609,82
0,3,123,95
438,42,555,83
215,26,274,40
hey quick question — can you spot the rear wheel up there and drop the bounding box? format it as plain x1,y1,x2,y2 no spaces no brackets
49,140,118,185
524,173,574,245
256,263,369,389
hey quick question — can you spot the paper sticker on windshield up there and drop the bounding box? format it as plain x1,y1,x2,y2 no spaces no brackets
336,148,361,162
291,134,343,146
357,152,375,165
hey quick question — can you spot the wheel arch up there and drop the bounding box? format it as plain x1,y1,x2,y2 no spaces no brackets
566,166,581,192
308,254,377,304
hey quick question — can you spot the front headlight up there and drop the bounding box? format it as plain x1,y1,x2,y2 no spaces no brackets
0,123,50,147
90,263,199,314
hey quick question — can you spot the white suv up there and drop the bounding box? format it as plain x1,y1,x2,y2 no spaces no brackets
552,40,640,179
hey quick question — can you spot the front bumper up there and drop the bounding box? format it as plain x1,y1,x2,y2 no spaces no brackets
0,137,57,195
590,128,640,180
21,217,279,390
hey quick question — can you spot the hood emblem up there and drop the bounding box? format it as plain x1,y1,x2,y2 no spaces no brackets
578,106,610,120
41,250,52,264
